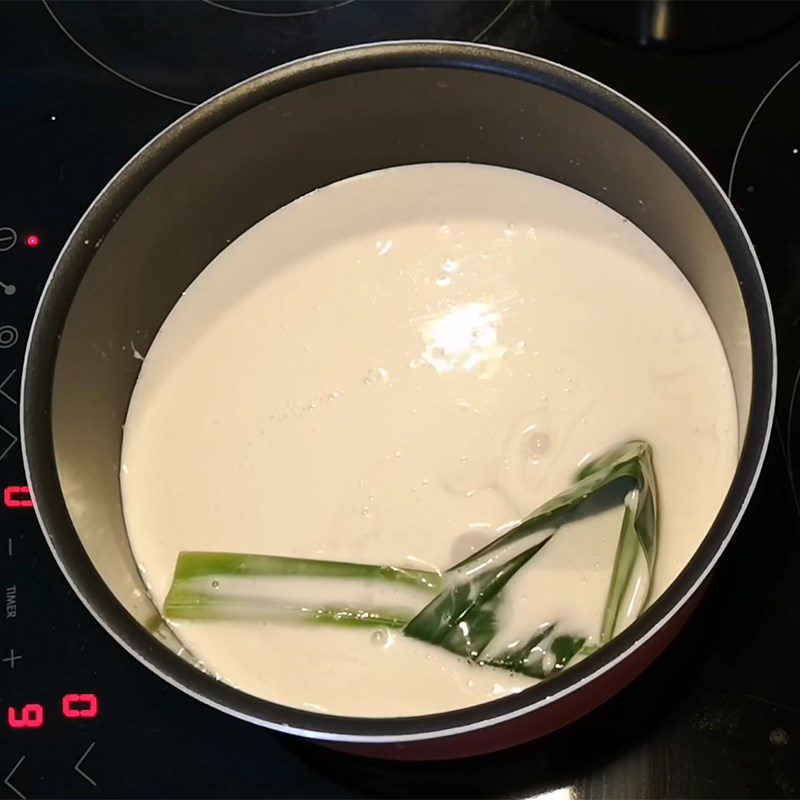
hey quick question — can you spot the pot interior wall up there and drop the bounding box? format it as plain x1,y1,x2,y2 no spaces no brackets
49,65,752,659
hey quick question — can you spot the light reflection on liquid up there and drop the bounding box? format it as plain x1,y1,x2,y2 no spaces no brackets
418,301,507,379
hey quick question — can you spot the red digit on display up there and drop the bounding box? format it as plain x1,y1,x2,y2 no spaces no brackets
7,704,44,729
3,486,33,508
62,693,98,719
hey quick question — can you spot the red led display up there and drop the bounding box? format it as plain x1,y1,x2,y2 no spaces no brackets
24,234,40,248
7,704,44,729
3,486,32,508
62,693,98,719
6,694,98,729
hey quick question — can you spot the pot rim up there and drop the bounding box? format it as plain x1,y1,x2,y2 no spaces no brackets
20,39,776,744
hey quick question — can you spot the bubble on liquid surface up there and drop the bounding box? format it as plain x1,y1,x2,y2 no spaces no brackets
527,431,551,458
442,258,459,273
363,367,389,385
371,629,393,649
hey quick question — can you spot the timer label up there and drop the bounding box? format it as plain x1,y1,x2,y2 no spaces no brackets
5,584,16,618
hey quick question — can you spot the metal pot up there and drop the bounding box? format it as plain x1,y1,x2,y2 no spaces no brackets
21,42,775,760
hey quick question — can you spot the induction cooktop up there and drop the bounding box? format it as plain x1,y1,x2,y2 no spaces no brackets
2,2,800,798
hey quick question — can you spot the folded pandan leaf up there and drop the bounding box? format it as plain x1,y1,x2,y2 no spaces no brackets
164,440,657,681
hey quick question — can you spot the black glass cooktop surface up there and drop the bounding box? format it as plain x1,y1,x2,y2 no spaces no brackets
2,2,800,798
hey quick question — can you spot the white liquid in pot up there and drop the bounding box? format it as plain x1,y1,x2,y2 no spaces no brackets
121,164,738,717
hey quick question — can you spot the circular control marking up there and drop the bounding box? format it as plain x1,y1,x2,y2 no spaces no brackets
0,326,19,349
0,228,17,252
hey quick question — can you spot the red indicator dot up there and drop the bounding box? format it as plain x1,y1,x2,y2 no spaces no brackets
24,234,40,248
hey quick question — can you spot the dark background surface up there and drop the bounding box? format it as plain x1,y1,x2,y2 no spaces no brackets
1,2,800,797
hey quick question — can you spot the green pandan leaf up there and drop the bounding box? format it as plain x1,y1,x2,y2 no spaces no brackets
163,440,657,681
164,552,443,628
404,440,657,663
